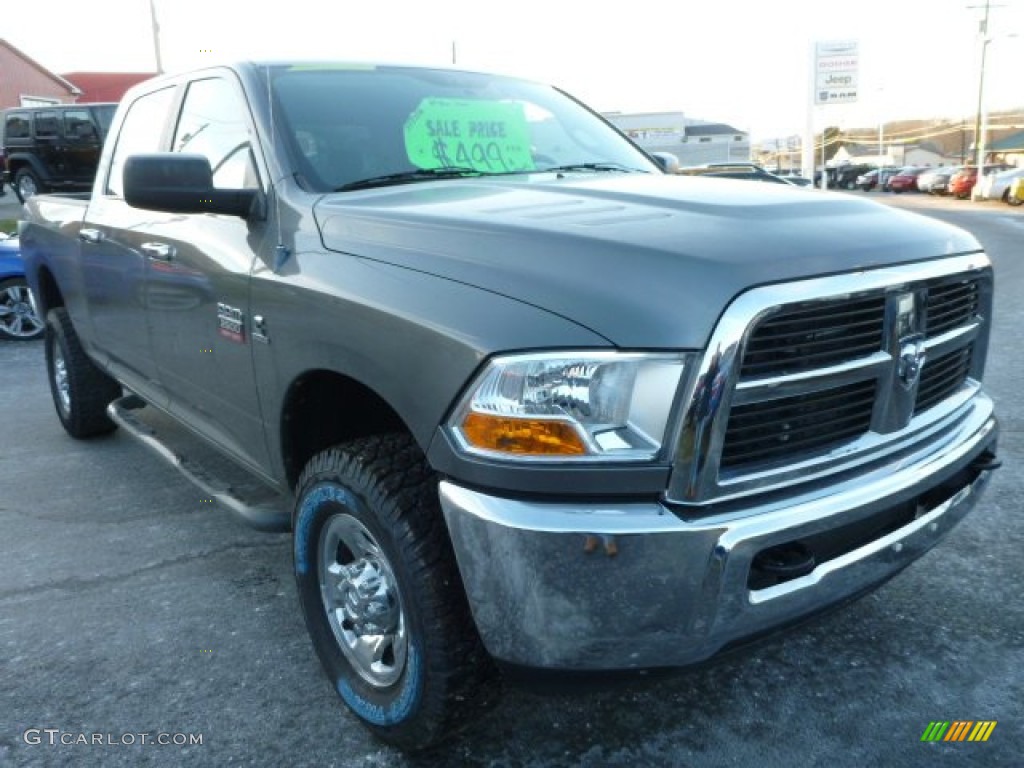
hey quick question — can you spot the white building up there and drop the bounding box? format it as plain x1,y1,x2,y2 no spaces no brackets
604,111,750,166
832,142,952,168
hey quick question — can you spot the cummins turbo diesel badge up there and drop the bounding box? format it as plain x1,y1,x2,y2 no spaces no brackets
404,98,535,173
217,302,245,343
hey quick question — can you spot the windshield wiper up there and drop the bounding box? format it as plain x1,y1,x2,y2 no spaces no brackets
335,167,482,191
540,162,645,174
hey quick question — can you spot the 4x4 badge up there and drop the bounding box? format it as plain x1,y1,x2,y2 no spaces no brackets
217,302,245,343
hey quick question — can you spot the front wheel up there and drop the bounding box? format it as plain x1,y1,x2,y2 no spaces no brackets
0,278,45,340
293,435,497,750
45,308,121,437
13,168,44,203
1008,192,1023,207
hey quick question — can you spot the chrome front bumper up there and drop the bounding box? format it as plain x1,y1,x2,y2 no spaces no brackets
440,398,997,671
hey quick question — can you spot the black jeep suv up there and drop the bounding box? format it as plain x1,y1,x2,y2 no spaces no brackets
2,103,117,203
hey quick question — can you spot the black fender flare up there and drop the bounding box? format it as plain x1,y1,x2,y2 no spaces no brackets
6,153,52,185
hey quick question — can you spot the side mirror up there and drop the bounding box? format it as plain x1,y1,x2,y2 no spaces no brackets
123,154,258,218
649,152,681,174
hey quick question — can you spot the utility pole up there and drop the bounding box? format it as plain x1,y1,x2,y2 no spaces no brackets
452,41,457,65
149,0,163,74
877,87,885,169
971,0,992,171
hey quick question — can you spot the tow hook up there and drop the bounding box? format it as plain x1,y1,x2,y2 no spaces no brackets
969,450,1002,473
749,542,816,589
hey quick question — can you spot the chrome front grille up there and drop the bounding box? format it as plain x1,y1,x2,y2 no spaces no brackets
667,254,992,506
926,278,979,336
915,347,973,415
721,380,876,470
740,296,886,378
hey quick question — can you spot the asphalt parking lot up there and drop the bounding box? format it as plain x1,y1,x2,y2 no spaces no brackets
0,192,1021,767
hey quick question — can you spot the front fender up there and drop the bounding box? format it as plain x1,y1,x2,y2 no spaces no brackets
249,251,610,480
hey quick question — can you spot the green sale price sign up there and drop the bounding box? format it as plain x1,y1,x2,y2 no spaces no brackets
404,98,535,173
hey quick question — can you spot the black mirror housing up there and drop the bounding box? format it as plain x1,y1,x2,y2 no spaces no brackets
123,154,257,218
649,152,681,174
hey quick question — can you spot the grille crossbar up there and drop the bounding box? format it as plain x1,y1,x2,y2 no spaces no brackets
722,275,982,473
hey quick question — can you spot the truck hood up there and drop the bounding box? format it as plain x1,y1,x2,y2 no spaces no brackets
314,173,979,349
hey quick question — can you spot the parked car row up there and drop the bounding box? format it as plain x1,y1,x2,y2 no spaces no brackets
846,162,1021,204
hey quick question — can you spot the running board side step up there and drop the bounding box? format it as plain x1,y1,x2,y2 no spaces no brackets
107,395,291,532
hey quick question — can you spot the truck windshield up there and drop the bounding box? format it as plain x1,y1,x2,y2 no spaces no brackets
269,65,658,192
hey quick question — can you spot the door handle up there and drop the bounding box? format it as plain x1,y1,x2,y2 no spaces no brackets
141,242,175,261
79,228,104,244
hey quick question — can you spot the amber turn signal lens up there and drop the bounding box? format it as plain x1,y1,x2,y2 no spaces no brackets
461,412,587,456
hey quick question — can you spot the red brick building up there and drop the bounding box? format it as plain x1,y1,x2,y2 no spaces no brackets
60,72,156,103
0,39,80,109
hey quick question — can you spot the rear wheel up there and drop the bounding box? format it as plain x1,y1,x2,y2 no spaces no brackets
45,308,121,437
293,434,497,750
1008,191,1023,207
13,168,44,204
0,278,44,340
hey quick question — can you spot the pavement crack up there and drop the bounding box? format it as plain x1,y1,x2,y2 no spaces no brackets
0,540,287,602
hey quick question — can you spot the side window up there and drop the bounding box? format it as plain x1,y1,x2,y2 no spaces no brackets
64,110,98,141
172,78,259,190
35,111,58,138
5,114,30,139
106,86,176,196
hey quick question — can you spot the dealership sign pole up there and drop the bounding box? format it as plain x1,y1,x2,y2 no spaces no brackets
804,40,859,188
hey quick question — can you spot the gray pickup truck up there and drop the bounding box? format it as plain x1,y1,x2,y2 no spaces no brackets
20,62,1000,750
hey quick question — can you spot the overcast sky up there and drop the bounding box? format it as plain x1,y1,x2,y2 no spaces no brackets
7,0,1024,140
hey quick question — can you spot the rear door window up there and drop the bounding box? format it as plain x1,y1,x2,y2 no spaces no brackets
34,112,59,138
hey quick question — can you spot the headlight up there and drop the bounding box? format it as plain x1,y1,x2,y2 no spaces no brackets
449,351,690,461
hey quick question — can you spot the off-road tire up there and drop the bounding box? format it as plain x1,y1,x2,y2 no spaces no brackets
293,434,497,751
45,308,121,437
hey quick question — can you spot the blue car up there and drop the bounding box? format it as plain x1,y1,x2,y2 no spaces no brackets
0,233,45,340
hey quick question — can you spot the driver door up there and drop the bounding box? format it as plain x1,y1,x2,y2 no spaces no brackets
141,75,272,472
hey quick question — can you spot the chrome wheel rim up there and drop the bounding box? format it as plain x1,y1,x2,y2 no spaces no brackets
319,513,407,688
52,343,71,415
0,284,44,338
17,174,37,200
